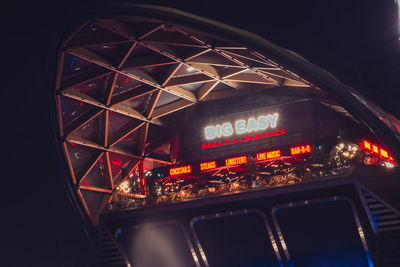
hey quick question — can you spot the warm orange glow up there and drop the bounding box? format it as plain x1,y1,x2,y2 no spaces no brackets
360,139,395,164
256,150,281,161
200,161,217,171
290,144,312,155
380,149,388,158
169,165,192,176
363,141,371,150
225,156,247,166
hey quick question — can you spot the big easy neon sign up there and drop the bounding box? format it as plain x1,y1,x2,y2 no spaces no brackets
204,113,279,140
202,113,285,150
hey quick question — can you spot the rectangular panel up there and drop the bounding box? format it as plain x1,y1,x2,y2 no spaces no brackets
116,223,199,267
191,210,282,267
273,198,373,267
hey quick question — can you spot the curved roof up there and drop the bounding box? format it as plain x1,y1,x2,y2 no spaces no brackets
50,3,400,229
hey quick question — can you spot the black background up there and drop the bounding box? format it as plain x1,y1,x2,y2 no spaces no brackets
2,0,399,266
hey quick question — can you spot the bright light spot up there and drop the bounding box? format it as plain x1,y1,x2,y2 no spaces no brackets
384,162,394,168
117,180,131,193
187,67,194,72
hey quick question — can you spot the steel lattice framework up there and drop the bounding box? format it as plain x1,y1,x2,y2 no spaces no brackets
55,17,327,225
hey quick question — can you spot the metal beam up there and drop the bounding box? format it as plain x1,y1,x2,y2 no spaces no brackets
224,72,277,84
152,99,195,119
104,73,118,106
76,151,104,184
117,42,137,69
165,73,215,87
61,89,161,125
63,107,104,137
138,123,149,156
103,152,114,189
66,135,141,159
162,86,197,102
110,85,158,106
79,185,112,194
109,120,145,147
145,90,162,119
77,189,95,225
68,33,129,48
68,47,198,104
63,142,77,184
113,158,141,186
60,68,112,90
197,81,220,101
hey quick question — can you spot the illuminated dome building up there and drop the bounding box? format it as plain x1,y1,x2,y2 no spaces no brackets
50,4,400,267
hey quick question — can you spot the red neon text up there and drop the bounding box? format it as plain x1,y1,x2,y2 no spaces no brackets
202,129,286,150
169,165,192,176
359,140,394,163
256,150,281,161
200,161,217,171
290,145,312,155
225,156,247,166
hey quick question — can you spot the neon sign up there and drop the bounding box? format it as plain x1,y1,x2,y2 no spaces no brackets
359,140,394,163
290,145,312,155
205,113,279,140
256,149,281,161
225,156,248,166
202,129,286,150
169,165,192,176
200,161,217,171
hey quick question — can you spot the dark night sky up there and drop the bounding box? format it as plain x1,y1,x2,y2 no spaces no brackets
2,0,399,266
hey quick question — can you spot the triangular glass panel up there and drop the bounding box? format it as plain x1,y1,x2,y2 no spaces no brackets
138,64,174,85
81,161,107,188
112,131,139,154
219,49,275,67
121,21,162,39
178,83,204,92
173,64,202,77
123,43,176,70
61,96,93,127
66,142,100,175
188,50,240,67
62,53,100,79
259,69,302,82
107,111,141,143
118,94,150,113
80,189,105,216
124,68,159,85
155,91,181,108
74,22,116,38
143,157,165,171
141,25,203,47
86,42,133,67
73,111,103,144
148,140,171,162
113,74,144,96
69,74,108,101
212,82,234,91
108,152,134,178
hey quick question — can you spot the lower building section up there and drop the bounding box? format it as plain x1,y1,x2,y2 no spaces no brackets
99,178,400,267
